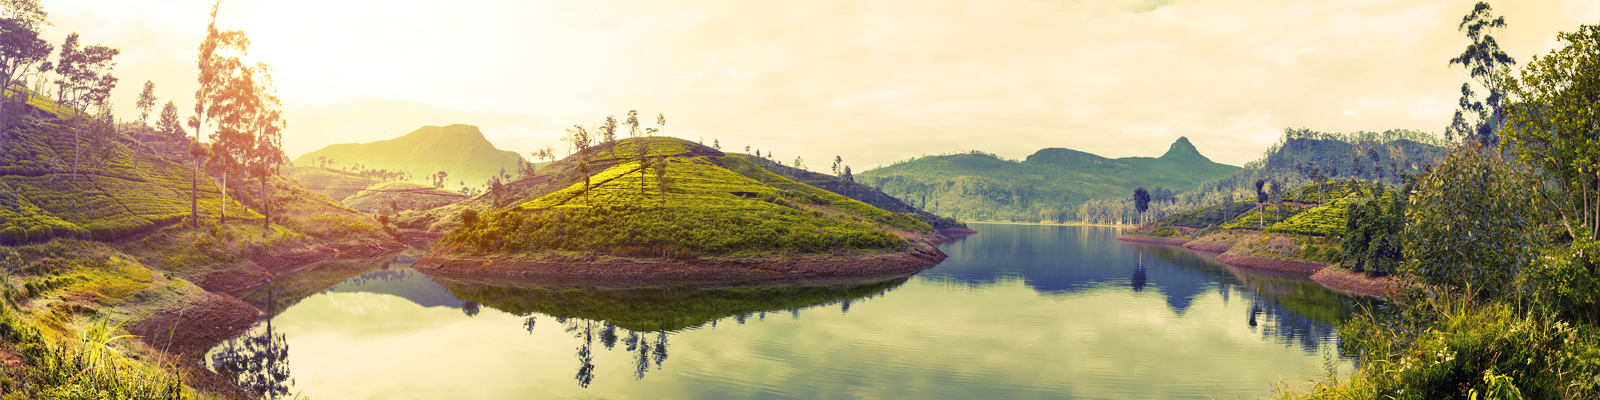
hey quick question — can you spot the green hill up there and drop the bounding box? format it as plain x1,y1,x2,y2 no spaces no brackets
442,136,938,257
1192,129,1447,199
0,93,259,244
291,124,524,190
856,137,1239,221
341,180,467,214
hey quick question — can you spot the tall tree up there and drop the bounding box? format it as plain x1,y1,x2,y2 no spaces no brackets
155,100,183,139
0,0,51,134
1132,186,1150,225
52,32,118,182
1502,24,1600,242
833,156,842,176
1253,178,1267,229
1445,1,1516,146
624,109,640,138
245,64,285,230
566,124,593,206
599,115,618,156
190,1,249,226
134,80,155,126
1268,180,1286,219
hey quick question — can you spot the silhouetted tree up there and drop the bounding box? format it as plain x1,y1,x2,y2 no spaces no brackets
156,100,183,139
1132,186,1150,225
1253,178,1267,229
1445,1,1515,146
134,79,155,125
192,1,251,224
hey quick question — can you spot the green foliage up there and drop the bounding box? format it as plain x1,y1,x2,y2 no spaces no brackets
1285,301,1600,400
1339,191,1404,275
447,203,903,257
1156,201,1256,228
1502,24,1600,242
1404,145,1543,300
1219,204,1303,230
1526,237,1600,327
1265,192,1359,237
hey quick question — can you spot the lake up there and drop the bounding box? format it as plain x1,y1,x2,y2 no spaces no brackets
207,223,1358,399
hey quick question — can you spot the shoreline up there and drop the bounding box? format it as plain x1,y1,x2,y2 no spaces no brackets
1120,232,1393,298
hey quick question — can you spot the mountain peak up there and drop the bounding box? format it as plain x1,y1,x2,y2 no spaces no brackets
403,124,488,143
1160,137,1203,160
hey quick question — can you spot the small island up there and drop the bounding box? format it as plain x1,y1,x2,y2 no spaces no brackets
412,136,952,286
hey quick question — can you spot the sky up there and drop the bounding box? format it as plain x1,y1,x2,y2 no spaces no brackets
39,0,1600,172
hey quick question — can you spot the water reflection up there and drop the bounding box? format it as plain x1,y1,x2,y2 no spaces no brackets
209,289,293,399
204,223,1361,399
937,223,1359,355
434,276,908,387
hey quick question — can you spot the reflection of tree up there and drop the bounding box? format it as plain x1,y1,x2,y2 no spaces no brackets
1131,263,1147,293
211,290,294,399
462,301,480,317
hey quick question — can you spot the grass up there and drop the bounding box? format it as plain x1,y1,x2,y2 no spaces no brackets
445,137,928,257
340,180,466,215
1219,204,1305,230
0,239,228,399
0,93,258,245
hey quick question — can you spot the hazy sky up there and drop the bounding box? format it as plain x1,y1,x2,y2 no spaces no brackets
42,0,1600,171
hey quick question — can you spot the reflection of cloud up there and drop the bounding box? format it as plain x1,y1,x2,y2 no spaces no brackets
46,0,1598,169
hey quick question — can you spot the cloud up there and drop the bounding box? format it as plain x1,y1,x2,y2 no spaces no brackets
39,0,1598,171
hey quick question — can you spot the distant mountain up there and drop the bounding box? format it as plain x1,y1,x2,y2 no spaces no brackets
292,124,524,190
857,137,1239,221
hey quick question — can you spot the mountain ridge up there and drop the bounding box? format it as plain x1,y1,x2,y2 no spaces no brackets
292,124,524,190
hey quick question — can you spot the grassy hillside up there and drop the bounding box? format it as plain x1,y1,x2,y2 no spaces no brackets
341,180,467,214
291,124,524,191
0,92,258,245
728,154,965,229
857,137,1238,221
442,136,936,257
280,166,383,201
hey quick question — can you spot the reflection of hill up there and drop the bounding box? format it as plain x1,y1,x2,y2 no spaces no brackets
327,268,464,309
433,277,910,332
927,224,1214,311
929,223,1357,353
239,248,465,315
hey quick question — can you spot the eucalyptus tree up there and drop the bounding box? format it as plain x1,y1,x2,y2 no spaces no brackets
1502,24,1600,242
134,80,155,126
1253,178,1267,229
566,124,593,206
246,67,285,230
189,0,250,225
1446,2,1516,146
0,0,51,134
51,32,118,182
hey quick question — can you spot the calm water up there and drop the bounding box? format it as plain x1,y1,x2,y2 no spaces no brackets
207,223,1357,399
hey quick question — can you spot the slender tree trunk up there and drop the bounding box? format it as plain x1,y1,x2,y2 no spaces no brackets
191,156,201,227
220,172,228,225
262,176,271,231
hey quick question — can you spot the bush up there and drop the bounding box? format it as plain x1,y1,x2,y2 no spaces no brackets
1340,192,1403,274
1403,145,1542,300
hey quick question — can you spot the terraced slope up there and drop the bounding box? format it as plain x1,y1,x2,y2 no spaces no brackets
0,94,257,244
341,180,467,214
443,136,936,257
